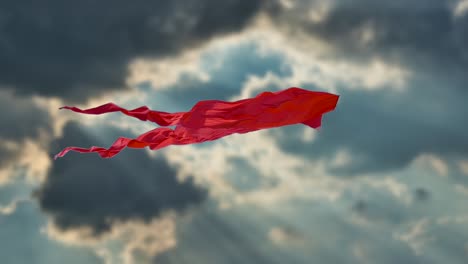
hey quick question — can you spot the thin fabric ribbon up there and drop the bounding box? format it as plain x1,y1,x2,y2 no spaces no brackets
54,87,339,159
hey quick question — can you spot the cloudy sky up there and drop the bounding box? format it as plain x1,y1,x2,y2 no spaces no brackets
1,0,468,263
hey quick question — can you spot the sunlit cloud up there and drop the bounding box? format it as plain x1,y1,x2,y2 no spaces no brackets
44,213,177,264
414,154,449,177
393,218,433,256
454,0,468,17
0,198,27,215
268,226,306,246
458,160,468,175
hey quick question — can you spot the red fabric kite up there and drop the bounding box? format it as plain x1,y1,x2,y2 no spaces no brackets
54,87,339,159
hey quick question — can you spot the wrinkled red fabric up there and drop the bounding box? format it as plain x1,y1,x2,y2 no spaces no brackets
54,87,339,159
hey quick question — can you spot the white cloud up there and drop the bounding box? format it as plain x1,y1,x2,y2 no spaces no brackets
127,48,210,91
126,13,410,103
455,184,468,196
394,218,433,255
95,248,114,264
351,243,372,264
0,91,54,185
413,154,449,177
250,16,410,92
355,21,377,47
301,126,317,142
330,149,354,168
162,90,412,211
306,1,332,23
164,127,348,208
360,176,411,205
458,160,468,176
44,213,177,264
0,139,51,185
61,22,425,257
0,198,27,215
453,0,468,17
268,226,306,246
436,214,468,225
278,0,295,10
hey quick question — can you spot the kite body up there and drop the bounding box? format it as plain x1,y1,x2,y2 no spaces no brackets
55,87,339,159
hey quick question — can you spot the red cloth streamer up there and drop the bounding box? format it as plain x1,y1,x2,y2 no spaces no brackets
54,87,339,159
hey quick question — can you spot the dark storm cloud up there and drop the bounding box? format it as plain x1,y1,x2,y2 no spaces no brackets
0,146,16,170
271,78,468,174
270,0,468,77
0,91,52,170
0,0,265,102
0,92,51,141
35,122,207,235
263,0,468,175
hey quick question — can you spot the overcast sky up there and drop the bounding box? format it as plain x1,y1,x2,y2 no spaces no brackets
1,0,468,263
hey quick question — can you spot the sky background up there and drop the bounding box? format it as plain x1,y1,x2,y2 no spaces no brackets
1,0,468,263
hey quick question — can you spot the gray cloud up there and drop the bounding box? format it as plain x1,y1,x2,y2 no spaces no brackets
0,91,52,174
0,147,16,171
271,80,468,174
151,41,290,108
348,188,410,225
115,0,468,177
0,91,51,141
154,208,280,264
154,199,430,264
413,188,430,202
264,0,468,175
270,0,468,78
224,156,265,192
0,0,265,102
35,122,207,235
426,223,468,264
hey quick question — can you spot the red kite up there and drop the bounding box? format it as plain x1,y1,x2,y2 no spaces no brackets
55,87,339,159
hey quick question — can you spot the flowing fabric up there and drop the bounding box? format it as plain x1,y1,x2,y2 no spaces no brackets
54,87,339,159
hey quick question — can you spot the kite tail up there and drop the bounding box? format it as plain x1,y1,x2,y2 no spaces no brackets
54,133,159,160
60,103,186,126
53,126,200,159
